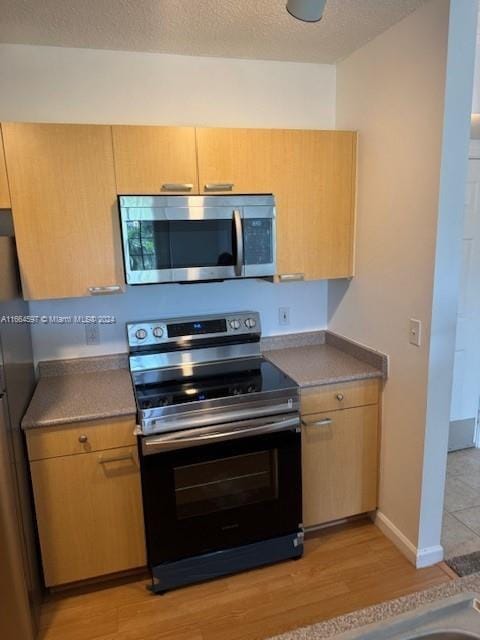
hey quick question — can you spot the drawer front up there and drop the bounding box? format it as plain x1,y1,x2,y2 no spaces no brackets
301,379,379,415
302,404,378,527
26,416,137,461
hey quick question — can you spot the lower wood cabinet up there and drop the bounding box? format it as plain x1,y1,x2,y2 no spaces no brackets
0,126,11,209
301,381,379,528
27,419,146,587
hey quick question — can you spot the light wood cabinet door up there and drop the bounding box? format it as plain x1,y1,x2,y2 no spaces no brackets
2,123,123,300
273,130,356,280
196,127,276,194
112,125,199,194
196,128,357,280
30,445,146,586
302,405,378,528
0,126,11,209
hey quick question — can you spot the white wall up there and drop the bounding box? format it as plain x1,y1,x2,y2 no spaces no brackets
329,0,476,564
471,8,480,113
0,44,335,363
0,44,335,128
29,280,327,363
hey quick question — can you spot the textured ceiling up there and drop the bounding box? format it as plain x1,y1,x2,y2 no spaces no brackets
0,0,425,63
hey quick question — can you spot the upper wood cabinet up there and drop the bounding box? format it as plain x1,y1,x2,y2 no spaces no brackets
196,128,357,280
196,128,276,194
112,125,199,194
0,126,11,209
2,123,124,300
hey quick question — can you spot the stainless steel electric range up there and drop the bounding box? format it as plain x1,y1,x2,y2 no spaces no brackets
128,311,303,594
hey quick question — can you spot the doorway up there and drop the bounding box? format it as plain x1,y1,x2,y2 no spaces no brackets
442,142,480,565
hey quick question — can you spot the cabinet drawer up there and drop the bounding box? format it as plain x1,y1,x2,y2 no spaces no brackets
26,416,137,461
301,379,379,415
302,404,378,527
30,445,145,585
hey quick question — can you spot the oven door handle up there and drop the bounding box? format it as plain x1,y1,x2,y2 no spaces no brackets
233,209,244,277
142,416,300,454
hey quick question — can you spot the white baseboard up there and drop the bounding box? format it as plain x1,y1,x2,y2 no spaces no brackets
373,511,444,568
416,544,444,568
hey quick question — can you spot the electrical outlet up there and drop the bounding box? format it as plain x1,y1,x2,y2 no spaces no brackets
85,322,100,345
279,307,290,326
409,318,422,347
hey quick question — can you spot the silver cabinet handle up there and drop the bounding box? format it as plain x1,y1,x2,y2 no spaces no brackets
233,209,244,277
98,451,135,464
161,183,193,192
336,393,344,401
302,418,333,427
88,285,122,295
78,434,88,443
204,183,234,192
279,273,305,282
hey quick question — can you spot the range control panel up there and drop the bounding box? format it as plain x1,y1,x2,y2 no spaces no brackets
127,311,261,349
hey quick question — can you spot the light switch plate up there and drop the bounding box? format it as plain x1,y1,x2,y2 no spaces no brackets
409,318,422,347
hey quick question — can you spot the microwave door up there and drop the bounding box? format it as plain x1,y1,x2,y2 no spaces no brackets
170,208,244,282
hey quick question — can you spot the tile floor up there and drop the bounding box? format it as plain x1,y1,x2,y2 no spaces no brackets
442,447,480,559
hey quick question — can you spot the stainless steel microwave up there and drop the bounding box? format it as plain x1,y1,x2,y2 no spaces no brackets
119,195,276,285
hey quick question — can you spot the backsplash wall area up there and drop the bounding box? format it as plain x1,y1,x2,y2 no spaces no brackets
29,279,327,365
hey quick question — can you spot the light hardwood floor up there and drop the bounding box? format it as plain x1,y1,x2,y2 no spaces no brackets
39,519,452,640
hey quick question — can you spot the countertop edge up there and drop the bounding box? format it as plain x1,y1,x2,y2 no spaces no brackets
295,370,383,389
22,409,137,430
268,574,480,640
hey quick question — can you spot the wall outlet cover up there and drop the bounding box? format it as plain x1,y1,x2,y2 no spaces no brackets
279,307,290,326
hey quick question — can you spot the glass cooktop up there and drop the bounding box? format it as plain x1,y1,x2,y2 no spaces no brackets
132,357,297,410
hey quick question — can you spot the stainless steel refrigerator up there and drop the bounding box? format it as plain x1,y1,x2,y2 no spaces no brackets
0,213,41,640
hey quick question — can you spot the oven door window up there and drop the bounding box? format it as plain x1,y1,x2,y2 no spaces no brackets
174,450,278,519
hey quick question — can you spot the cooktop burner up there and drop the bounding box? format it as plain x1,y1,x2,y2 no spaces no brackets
133,357,295,411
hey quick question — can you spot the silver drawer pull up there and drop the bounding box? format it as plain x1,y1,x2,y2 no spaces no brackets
279,273,305,282
98,452,135,464
336,393,344,401
78,434,88,444
302,418,333,428
88,285,122,295
161,183,193,192
204,183,234,192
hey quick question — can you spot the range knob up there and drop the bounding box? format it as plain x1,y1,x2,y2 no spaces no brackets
230,319,241,330
153,326,164,338
245,317,257,329
135,328,147,340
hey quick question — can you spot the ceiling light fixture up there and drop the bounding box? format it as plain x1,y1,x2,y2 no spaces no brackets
286,0,327,22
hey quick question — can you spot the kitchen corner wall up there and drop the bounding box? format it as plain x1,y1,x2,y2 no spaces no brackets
0,44,335,363
330,0,476,565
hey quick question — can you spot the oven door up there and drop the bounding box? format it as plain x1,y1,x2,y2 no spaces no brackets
139,414,302,566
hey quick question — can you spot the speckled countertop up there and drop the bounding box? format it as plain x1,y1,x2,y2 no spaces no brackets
22,366,135,429
21,332,387,429
268,573,480,639
263,331,386,388
265,344,382,388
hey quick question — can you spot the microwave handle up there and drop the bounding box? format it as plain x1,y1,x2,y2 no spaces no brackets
233,209,244,277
